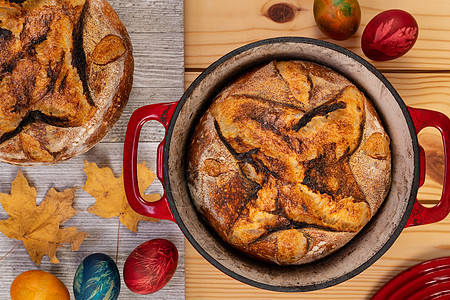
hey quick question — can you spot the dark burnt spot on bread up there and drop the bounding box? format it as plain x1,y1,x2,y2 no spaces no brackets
282,134,303,153
20,8,53,47
238,100,284,136
0,27,13,40
214,118,283,182
58,71,68,93
292,101,347,131
72,1,94,107
10,74,36,113
210,171,260,239
6,0,26,4
302,144,366,204
0,110,72,144
43,52,65,97
0,112,33,144
34,111,70,126
0,61,15,78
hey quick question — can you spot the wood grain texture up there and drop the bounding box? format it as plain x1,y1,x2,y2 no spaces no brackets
184,0,450,70
0,0,185,299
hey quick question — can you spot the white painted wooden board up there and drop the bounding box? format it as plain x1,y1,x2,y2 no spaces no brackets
0,0,185,299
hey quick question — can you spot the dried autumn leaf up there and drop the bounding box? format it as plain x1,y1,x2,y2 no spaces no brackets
0,170,88,266
83,160,160,232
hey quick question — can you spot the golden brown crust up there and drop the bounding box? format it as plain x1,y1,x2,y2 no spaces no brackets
0,0,133,165
187,60,391,265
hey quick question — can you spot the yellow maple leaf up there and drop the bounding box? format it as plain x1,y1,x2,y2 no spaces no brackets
83,160,160,232
0,170,88,266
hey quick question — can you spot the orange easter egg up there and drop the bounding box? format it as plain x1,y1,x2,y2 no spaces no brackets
10,270,70,300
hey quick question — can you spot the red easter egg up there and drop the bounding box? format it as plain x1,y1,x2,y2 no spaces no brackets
123,239,178,295
361,9,418,61
313,0,361,40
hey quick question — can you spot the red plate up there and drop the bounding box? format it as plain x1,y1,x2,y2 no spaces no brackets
372,257,450,300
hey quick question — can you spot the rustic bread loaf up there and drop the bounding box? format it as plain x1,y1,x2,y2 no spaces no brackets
0,0,133,165
187,60,391,265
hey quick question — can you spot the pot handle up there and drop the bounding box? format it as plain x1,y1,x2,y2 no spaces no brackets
123,102,179,222
405,106,450,227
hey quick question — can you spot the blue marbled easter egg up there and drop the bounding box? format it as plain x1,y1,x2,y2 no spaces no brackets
73,253,120,300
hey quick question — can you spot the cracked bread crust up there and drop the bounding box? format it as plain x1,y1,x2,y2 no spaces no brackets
187,60,391,265
0,0,133,165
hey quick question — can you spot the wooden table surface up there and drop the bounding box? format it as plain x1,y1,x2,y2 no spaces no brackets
183,0,450,299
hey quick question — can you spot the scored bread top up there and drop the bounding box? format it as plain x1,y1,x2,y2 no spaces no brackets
0,0,133,164
187,60,391,265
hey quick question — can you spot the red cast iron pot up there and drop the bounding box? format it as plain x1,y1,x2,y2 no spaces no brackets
123,37,450,292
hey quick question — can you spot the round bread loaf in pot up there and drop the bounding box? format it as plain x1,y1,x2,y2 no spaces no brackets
187,60,391,265
0,0,133,165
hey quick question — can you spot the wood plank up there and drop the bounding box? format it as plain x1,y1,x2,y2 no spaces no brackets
184,0,450,70
108,0,183,33
185,215,450,299
131,32,185,88
385,73,450,113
